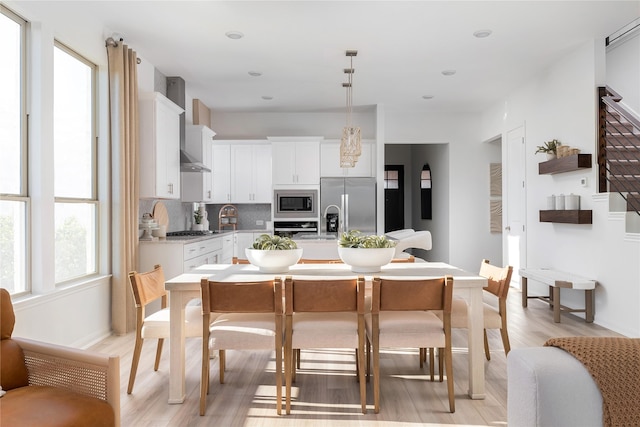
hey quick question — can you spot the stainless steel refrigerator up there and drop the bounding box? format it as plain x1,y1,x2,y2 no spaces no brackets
320,177,376,235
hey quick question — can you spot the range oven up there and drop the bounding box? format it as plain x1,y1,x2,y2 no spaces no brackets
273,221,318,239
274,189,318,219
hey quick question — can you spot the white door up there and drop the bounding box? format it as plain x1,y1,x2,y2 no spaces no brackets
504,125,527,288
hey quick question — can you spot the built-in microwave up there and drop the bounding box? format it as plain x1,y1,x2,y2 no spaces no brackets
274,189,318,219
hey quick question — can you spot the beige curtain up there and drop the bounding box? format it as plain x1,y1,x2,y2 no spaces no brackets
106,38,139,334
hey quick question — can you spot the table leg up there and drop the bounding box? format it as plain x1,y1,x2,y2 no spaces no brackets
466,286,485,399
548,285,554,310
521,276,528,307
585,289,594,323
168,293,187,404
553,287,561,323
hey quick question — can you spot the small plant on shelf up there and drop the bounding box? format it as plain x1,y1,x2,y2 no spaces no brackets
338,230,396,248
535,139,561,159
251,234,298,250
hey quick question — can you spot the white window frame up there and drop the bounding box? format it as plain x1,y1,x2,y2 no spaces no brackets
53,40,99,286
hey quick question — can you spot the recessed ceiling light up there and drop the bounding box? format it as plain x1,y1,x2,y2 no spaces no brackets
422,95,434,100
442,70,456,76
261,96,273,101
248,71,262,77
473,29,492,38
225,31,244,40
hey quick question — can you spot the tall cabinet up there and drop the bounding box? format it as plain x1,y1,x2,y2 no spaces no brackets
211,143,231,203
139,92,184,199
181,125,215,202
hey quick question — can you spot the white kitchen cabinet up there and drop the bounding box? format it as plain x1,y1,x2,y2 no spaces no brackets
139,92,184,199
220,232,234,264
139,236,223,283
231,143,272,203
181,125,215,202
234,231,264,258
211,143,231,204
320,140,374,177
270,140,320,185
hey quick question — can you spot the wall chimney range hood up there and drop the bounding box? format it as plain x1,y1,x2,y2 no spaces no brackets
166,76,211,173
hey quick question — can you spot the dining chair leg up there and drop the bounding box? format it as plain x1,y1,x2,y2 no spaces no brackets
419,348,424,369
373,340,380,414
126,334,144,394
219,350,226,384
154,338,164,371
438,348,444,382
296,349,301,369
275,347,283,415
483,329,491,361
366,338,371,382
429,348,435,382
444,345,455,413
500,327,511,356
357,337,366,413
285,318,293,415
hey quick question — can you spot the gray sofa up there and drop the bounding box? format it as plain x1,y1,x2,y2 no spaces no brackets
507,347,602,427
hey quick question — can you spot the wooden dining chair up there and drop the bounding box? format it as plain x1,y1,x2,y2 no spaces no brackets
297,258,343,264
126,264,201,394
390,255,416,263
366,275,454,414
449,259,513,360
284,276,367,414
199,278,284,416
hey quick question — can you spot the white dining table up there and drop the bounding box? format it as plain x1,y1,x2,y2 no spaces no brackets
164,261,487,404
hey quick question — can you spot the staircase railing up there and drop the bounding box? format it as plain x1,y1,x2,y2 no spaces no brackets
598,86,640,216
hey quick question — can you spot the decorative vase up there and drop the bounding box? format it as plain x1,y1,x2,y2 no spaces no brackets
546,153,556,160
245,248,304,273
337,247,396,273
192,223,204,231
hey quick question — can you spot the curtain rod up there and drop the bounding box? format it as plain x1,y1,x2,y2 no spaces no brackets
105,37,141,64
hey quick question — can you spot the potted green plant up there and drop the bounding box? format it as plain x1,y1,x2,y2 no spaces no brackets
192,209,204,231
245,234,303,272
535,139,561,160
338,230,397,273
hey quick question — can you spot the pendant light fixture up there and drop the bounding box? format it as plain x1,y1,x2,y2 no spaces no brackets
340,50,361,168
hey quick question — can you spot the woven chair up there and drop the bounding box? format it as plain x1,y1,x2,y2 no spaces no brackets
0,289,120,426
127,264,201,394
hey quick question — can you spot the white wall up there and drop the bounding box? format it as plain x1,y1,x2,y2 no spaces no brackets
606,30,640,115
482,39,640,337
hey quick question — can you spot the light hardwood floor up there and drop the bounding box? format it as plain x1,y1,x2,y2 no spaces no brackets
90,287,621,426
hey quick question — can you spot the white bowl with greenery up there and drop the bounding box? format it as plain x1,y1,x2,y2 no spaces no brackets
337,231,397,273
245,234,303,273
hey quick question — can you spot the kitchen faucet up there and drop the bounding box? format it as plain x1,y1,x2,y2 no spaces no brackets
323,204,342,235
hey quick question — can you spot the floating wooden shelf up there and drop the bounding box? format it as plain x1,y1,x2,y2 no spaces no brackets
538,154,592,174
539,210,592,224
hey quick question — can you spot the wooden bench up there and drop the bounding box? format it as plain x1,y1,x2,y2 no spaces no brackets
519,268,597,323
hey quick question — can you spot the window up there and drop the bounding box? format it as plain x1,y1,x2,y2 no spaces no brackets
53,42,97,283
0,6,28,295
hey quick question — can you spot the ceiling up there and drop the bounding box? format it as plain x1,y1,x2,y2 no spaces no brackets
7,1,640,113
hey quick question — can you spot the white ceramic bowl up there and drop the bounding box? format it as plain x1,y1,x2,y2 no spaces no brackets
338,247,396,273
245,248,304,273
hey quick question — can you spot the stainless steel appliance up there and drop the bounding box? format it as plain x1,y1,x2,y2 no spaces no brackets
320,177,376,235
273,221,318,239
273,189,318,219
